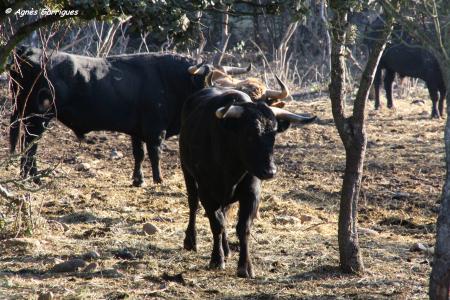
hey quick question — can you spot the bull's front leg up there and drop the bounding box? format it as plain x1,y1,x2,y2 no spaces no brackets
235,176,261,278
221,205,232,259
182,166,199,251
374,67,382,110
20,122,46,183
20,144,38,178
206,208,226,270
384,70,395,109
131,136,145,187
145,130,166,184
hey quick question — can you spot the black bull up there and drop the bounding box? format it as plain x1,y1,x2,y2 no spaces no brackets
180,88,316,277
9,47,232,185
364,18,447,118
374,44,446,118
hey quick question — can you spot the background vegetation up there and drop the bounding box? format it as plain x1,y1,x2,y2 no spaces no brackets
1,0,450,298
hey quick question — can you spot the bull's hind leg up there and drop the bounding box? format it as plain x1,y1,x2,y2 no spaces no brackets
183,166,199,251
235,175,261,278
374,67,383,110
427,85,440,118
131,136,145,187
145,130,166,184
438,86,446,117
384,69,395,109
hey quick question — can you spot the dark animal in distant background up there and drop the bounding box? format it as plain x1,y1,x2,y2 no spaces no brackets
179,87,316,278
374,44,446,118
365,18,446,118
9,47,250,185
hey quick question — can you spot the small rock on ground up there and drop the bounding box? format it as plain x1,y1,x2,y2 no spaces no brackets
114,249,135,260
83,250,101,260
110,149,124,160
50,259,87,273
358,227,379,236
99,268,124,278
83,262,98,272
143,223,160,235
410,242,428,252
75,163,91,172
300,214,313,224
274,215,300,225
411,99,425,105
392,192,410,200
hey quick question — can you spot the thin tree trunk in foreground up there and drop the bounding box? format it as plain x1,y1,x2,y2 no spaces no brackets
328,2,393,273
430,66,450,300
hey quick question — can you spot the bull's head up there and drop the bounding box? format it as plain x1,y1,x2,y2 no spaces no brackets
215,95,315,180
207,71,289,107
187,61,252,90
9,50,54,154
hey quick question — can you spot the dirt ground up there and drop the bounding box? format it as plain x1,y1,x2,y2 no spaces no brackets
0,84,444,299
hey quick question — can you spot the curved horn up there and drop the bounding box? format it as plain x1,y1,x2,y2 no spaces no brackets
205,72,214,87
188,61,206,75
221,64,252,75
216,105,245,119
265,75,289,100
270,107,317,124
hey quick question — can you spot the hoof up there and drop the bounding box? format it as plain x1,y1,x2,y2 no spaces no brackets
132,179,144,187
32,177,42,185
237,265,254,278
153,177,163,184
431,113,441,119
183,236,197,252
209,259,225,270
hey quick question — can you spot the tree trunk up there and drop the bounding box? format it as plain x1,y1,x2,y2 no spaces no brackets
275,21,299,80
253,6,260,45
429,66,450,300
329,2,394,274
213,6,230,66
337,132,365,272
320,0,331,73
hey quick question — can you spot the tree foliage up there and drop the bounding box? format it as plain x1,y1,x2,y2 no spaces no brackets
0,0,291,72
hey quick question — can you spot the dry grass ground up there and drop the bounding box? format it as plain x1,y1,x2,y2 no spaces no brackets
0,84,443,299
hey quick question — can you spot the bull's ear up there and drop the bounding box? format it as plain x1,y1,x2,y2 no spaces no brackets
216,105,244,119
188,61,206,75
37,88,53,112
276,119,291,133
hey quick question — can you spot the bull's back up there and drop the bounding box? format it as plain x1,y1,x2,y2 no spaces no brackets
52,55,147,134
381,45,441,81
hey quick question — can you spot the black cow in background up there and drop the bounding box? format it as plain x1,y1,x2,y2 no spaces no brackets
179,88,316,278
365,18,446,118
374,44,446,118
9,47,250,185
